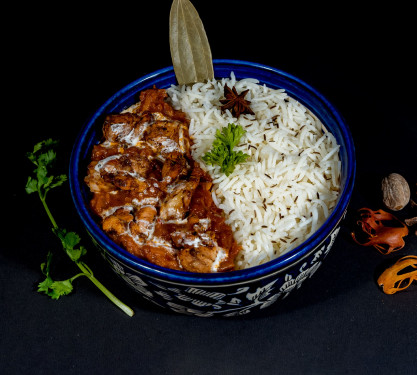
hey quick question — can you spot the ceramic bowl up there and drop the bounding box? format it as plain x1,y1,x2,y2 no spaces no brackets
69,59,355,317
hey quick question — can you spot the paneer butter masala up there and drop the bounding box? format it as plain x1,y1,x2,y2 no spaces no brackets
85,88,241,272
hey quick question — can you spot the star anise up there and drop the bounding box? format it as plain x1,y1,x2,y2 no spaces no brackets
220,85,255,118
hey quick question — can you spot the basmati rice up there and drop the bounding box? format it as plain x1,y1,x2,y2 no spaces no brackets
166,73,341,270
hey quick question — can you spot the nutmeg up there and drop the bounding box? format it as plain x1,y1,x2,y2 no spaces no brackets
381,173,410,211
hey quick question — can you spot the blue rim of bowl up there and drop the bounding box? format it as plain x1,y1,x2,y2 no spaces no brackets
69,59,356,285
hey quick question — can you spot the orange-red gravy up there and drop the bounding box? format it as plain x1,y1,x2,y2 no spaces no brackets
85,87,240,272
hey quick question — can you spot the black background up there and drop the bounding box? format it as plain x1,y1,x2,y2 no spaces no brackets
3,1,416,374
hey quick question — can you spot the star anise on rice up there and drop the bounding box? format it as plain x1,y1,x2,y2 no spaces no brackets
220,85,255,118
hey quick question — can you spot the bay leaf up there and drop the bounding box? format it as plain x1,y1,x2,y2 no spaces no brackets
169,0,214,85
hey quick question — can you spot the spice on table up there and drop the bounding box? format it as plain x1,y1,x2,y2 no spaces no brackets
377,255,417,294
220,85,255,118
351,208,409,255
404,217,417,227
381,173,410,211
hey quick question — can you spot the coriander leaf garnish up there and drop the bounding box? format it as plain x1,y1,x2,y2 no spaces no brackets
38,251,54,294
26,139,134,316
53,228,87,262
202,123,249,176
38,251,79,300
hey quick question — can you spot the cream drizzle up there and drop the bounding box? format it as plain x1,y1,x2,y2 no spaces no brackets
94,155,123,172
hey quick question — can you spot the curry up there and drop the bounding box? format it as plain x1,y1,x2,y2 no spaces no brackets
85,87,240,272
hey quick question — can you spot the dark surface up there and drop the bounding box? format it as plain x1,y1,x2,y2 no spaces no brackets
3,2,416,374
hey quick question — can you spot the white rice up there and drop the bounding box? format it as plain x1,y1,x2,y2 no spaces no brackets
166,73,341,270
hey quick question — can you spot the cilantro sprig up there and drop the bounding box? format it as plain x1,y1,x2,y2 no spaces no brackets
202,123,249,176
26,139,134,316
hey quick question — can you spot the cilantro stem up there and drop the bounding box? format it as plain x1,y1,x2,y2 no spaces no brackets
40,191,134,317
77,262,134,317
39,190,58,229
70,272,88,282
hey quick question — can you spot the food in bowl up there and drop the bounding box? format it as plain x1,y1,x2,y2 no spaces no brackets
84,72,341,273
85,87,241,273
71,60,355,316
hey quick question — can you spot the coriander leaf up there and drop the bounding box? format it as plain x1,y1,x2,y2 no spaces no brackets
27,139,59,166
202,123,249,176
33,139,59,155
26,139,65,199
230,150,250,165
53,229,86,262
39,173,54,190
221,150,250,176
202,142,228,166
38,251,54,295
56,229,81,249
66,246,87,263
25,177,38,194
41,251,53,276
38,149,57,168
216,123,247,150
38,276,54,294
38,251,83,299
64,231,81,249
49,280,74,300
48,174,67,190
36,165,49,185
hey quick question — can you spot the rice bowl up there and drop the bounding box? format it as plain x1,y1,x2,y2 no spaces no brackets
70,60,355,316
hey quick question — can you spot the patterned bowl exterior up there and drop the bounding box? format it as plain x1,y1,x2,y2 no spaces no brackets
70,60,355,317
91,223,342,317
